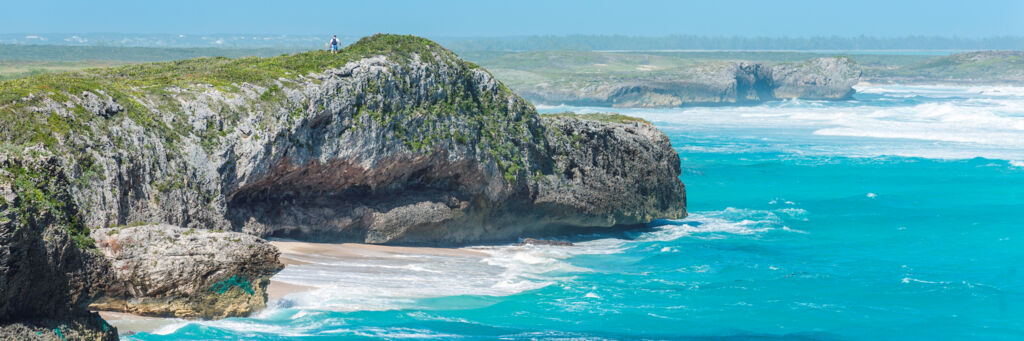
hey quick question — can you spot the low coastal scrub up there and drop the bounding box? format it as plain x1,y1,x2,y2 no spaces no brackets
0,34,449,150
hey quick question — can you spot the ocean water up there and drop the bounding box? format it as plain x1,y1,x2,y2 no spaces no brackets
127,85,1024,340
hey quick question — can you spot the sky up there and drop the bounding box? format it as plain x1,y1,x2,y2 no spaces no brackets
2,0,1023,37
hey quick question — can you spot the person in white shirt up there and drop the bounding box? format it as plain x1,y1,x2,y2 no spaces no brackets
329,35,339,54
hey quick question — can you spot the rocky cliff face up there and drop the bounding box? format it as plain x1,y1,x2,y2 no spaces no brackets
1,34,686,245
536,115,685,226
0,34,687,333
772,57,861,99
0,154,118,340
89,225,282,318
513,57,860,108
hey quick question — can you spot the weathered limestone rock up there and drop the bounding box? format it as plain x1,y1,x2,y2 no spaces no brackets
0,313,117,341
772,57,861,100
0,154,117,340
2,35,687,245
513,57,861,107
535,115,687,227
89,225,283,319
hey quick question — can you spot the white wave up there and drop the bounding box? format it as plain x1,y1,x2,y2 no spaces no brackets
541,84,1024,161
149,322,188,335
1010,160,1024,168
263,235,641,314
782,226,809,234
854,84,1024,98
639,206,807,242
266,207,798,314
901,277,948,285
347,327,457,339
270,248,551,312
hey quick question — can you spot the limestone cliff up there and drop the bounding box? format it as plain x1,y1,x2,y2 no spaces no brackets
511,57,861,107
772,57,861,99
1,34,686,245
0,154,118,340
0,34,687,333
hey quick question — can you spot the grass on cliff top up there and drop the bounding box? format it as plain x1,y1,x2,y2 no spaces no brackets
890,51,1024,80
0,34,450,104
0,34,463,150
542,112,651,125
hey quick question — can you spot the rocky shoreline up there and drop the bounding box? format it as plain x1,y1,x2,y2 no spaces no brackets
89,225,282,319
0,34,687,339
505,57,862,108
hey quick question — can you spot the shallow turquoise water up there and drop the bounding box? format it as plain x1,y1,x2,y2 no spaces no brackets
128,85,1024,340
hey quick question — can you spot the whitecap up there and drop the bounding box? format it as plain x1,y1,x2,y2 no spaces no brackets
540,84,1024,161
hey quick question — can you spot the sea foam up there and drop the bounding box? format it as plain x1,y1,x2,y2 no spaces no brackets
542,85,1024,161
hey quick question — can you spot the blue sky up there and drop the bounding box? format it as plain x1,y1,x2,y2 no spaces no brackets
3,0,1022,37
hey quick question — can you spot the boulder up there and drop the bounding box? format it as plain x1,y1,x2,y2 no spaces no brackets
89,225,283,319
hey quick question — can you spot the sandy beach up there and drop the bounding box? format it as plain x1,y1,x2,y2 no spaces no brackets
97,240,490,334
271,240,489,260
96,311,182,336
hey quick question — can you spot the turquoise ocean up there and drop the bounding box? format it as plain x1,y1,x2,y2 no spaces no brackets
127,85,1024,340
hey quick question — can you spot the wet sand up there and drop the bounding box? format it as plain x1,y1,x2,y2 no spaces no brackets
98,240,487,335
266,280,317,301
270,240,489,260
97,311,182,336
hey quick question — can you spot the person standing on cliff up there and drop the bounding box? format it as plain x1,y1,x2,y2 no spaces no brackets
329,35,339,54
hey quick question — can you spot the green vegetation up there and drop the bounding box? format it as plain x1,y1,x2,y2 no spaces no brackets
542,112,651,125
0,159,94,249
0,34,502,253
0,60,136,81
0,44,298,62
0,33,543,204
1,34,445,104
864,51,1024,82
0,34,449,151
472,50,849,98
468,49,1024,98
0,45,302,81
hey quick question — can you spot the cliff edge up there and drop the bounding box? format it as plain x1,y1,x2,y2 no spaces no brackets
0,34,687,334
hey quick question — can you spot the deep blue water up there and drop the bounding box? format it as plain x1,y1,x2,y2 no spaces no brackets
125,85,1024,340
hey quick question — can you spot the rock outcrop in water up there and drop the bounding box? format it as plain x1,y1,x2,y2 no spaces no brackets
771,57,861,99
89,225,282,318
0,34,687,333
513,57,861,107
